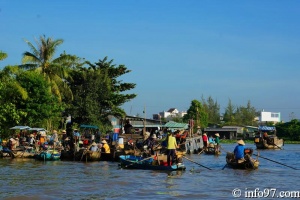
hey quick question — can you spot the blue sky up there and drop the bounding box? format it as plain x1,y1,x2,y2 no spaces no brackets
1,1,300,122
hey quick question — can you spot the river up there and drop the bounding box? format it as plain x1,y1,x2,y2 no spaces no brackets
0,144,299,200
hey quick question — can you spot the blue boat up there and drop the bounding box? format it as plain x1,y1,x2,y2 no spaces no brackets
119,155,186,171
35,149,61,161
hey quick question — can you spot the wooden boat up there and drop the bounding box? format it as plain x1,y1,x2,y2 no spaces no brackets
74,148,101,162
225,148,259,170
119,155,186,171
204,144,221,155
0,146,36,159
254,126,283,149
35,149,61,161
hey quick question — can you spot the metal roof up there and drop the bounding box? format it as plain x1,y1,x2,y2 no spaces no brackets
80,124,99,129
10,126,31,130
258,126,276,131
163,121,188,129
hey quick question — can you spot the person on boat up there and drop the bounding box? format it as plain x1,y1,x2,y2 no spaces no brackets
262,132,271,144
39,131,47,146
124,120,133,134
63,137,71,150
202,133,208,151
51,130,59,145
29,134,35,146
196,126,202,136
101,140,110,154
208,135,215,144
234,139,245,163
148,134,159,155
214,133,220,153
61,130,68,141
167,131,178,166
90,142,99,152
73,129,80,144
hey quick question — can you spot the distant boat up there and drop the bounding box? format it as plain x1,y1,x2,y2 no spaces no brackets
254,126,283,149
119,155,186,171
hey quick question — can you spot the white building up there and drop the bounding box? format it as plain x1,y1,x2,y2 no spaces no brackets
259,110,281,124
153,108,187,120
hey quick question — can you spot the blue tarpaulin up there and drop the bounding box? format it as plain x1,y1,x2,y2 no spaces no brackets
258,126,276,131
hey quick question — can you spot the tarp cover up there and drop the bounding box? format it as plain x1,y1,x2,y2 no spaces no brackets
258,126,276,131
163,121,188,130
10,126,31,130
80,124,98,129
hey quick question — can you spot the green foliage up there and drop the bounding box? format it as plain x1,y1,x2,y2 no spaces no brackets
201,95,220,125
20,35,82,102
276,119,300,140
0,51,8,61
223,99,258,126
66,57,137,132
15,70,64,128
183,99,208,129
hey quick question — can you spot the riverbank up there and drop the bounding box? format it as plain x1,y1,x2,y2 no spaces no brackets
220,139,300,144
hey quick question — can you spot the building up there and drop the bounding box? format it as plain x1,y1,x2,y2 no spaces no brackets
204,126,243,139
153,108,187,120
259,110,281,124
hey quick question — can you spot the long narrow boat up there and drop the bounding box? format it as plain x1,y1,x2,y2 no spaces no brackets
1,146,36,159
119,155,186,171
225,148,259,170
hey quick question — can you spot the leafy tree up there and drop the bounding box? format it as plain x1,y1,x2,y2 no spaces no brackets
183,99,208,130
235,101,258,126
0,51,8,61
201,95,220,125
223,99,236,125
276,119,300,140
0,66,28,137
15,70,64,129
20,35,80,102
67,57,137,131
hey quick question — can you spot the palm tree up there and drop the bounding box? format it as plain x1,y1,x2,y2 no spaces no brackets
20,35,79,101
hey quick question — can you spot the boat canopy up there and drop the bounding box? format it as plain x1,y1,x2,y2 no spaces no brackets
10,126,31,130
163,121,188,130
80,124,99,129
258,126,276,131
28,128,46,132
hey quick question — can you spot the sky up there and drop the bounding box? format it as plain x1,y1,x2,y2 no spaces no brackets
1,0,300,122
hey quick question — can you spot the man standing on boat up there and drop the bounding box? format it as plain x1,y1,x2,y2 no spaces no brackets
167,131,178,166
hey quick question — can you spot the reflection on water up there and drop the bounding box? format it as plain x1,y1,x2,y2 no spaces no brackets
0,144,300,199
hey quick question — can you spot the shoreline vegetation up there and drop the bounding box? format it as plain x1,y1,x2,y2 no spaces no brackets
220,139,300,144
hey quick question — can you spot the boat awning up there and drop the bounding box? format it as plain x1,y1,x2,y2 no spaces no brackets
28,128,46,132
80,124,99,129
163,121,188,130
10,126,31,130
258,126,276,131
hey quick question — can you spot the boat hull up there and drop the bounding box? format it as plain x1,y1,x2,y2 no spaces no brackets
226,152,259,170
1,147,36,159
36,150,61,161
119,155,186,171
254,136,283,149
